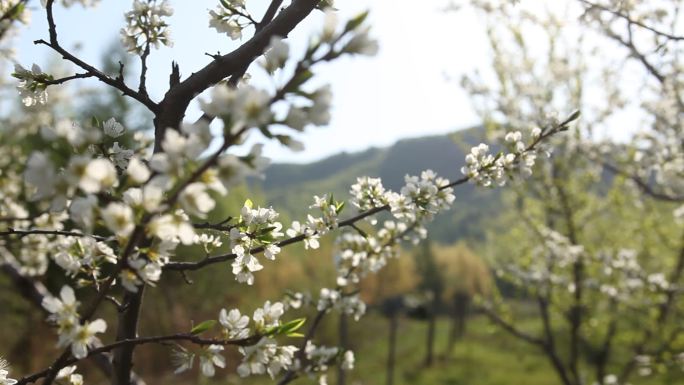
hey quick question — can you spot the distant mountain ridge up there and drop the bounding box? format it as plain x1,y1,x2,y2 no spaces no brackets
257,128,502,243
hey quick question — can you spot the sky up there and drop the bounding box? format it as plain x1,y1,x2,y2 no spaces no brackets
11,0,495,163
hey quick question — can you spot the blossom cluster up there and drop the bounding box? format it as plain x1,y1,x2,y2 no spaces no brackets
208,0,250,40
120,0,173,54
388,170,456,222
496,228,675,306
461,128,546,187
0,357,17,385
41,285,107,359
317,288,367,321
230,201,284,285
56,365,84,385
12,63,51,107
173,300,300,379
303,341,354,377
286,194,345,250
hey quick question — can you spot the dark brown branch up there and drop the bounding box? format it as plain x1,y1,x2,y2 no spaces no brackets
0,228,108,241
603,162,684,202
44,72,94,85
138,39,152,96
16,332,259,385
154,0,320,149
537,296,574,385
479,305,545,346
579,0,684,41
0,264,149,384
553,175,582,384
37,0,158,112
224,0,285,88
595,303,618,384
112,289,144,385
603,25,666,84
258,0,285,32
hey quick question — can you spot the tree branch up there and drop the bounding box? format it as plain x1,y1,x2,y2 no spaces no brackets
579,0,684,41
603,162,684,202
0,228,108,241
479,305,545,346
154,0,320,150
16,332,259,385
36,0,158,112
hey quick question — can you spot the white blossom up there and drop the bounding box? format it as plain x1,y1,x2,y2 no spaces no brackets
71,157,118,194
237,337,297,378
171,347,195,374
199,345,225,377
208,2,247,40
103,117,124,138
262,36,289,73
126,157,151,184
219,308,250,339
69,319,107,359
101,202,135,238
179,182,215,218
253,301,284,330
0,360,17,385
13,63,49,106
121,0,173,53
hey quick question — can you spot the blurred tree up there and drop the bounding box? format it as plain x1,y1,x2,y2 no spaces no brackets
413,240,445,367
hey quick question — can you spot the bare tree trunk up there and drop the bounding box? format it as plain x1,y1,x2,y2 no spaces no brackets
387,313,398,385
425,300,436,367
112,288,145,385
337,313,348,385
446,292,470,357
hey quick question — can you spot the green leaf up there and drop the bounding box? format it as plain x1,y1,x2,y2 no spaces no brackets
278,318,306,336
561,110,581,126
244,199,254,209
259,126,274,138
256,226,277,236
190,320,217,335
287,332,305,338
344,11,369,32
91,116,100,128
336,201,345,214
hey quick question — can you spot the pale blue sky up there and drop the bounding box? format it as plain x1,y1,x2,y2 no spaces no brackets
12,1,495,163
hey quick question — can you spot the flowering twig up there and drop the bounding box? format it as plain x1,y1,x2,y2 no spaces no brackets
0,228,108,241
579,0,684,41
16,333,260,385
35,0,158,112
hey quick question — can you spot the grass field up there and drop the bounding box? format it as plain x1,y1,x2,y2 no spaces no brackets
345,314,557,385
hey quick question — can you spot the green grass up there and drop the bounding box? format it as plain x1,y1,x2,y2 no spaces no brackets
346,314,557,385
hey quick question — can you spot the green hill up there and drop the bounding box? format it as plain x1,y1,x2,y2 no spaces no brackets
256,128,502,243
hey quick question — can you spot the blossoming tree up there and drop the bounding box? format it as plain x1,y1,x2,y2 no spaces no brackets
460,1,684,385
0,1,576,384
